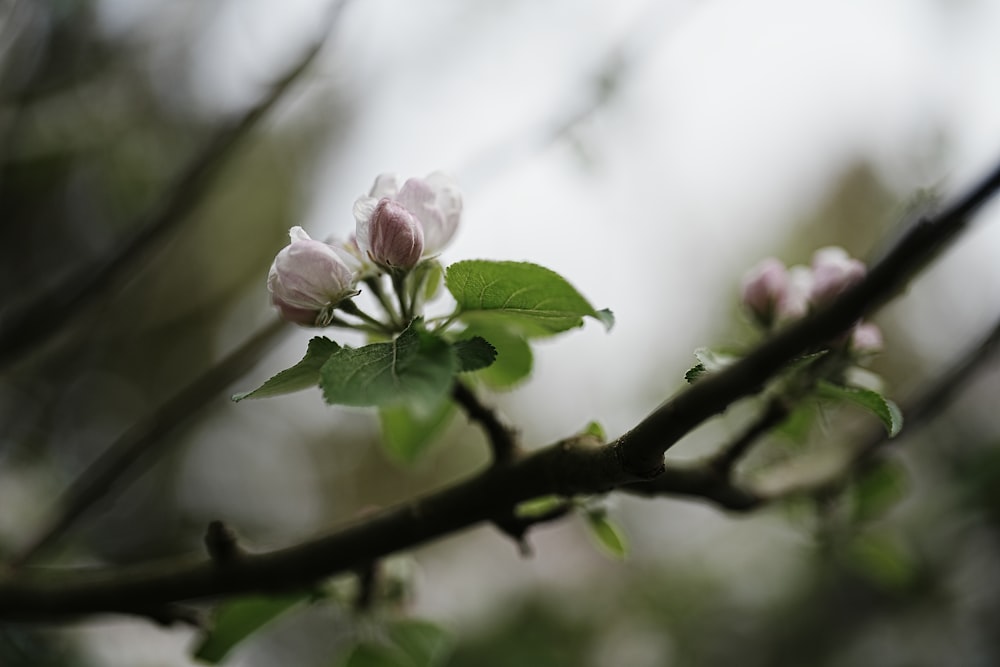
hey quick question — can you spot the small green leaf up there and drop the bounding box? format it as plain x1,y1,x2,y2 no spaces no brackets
445,260,612,336
515,495,569,519
851,460,908,523
337,619,453,667
461,324,533,389
387,619,454,667
379,399,456,465
193,594,305,663
817,381,904,437
684,348,740,383
581,420,606,441
684,363,706,384
583,510,628,560
453,336,497,372
232,337,340,401
320,326,457,411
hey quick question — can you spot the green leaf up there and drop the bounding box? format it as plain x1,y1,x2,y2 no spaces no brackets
581,420,606,441
515,495,569,519
851,460,908,523
583,510,628,560
320,326,457,411
445,260,613,337
193,594,305,663
379,399,456,465
684,363,706,384
338,620,453,667
387,619,454,667
453,336,497,372
461,324,533,389
817,381,904,437
684,348,739,383
232,337,340,401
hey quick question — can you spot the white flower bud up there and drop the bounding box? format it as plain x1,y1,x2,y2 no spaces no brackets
267,227,357,326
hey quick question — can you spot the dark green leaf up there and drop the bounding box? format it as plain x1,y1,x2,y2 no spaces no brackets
445,260,612,336
817,381,903,437
684,348,740,383
583,510,628,560
453,336,497,372
461,324,533,389
851,460,908,523
193,594,305,663
320,326,457,411
684,363,706,384
232,337,339,401
379,399,456,465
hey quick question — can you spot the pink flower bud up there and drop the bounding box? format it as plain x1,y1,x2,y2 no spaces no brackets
267,227,357,326
356,198,425,270
353,171,463,264
851,321,884,354
741,258,789,327
809,246,866,306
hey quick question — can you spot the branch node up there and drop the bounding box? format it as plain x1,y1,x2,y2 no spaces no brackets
205,520,244,565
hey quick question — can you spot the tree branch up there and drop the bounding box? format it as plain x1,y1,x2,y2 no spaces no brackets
613,158,1000,477
1,159,999,621
0,0,346,370
9,318,288,567
451,381,519,463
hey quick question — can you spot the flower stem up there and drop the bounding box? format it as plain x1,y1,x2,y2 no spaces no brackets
364,277,402,327
337,300,394,334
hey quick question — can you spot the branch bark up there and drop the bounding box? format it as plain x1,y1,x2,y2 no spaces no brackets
1,158,999,621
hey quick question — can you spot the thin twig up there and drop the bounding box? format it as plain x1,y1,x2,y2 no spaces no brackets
451,381,519,463
709,396,791,476
614,158,1000,478
761,313,1000,503
9,318,288,567
0,1,346,370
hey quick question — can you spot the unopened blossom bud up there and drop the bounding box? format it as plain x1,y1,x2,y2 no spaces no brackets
810,246,866,306
353,171,463,262
851,321,884,354
267,227,357,326
741,258,788,327
357,199,425,270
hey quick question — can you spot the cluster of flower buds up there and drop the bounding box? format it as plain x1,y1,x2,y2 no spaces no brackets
353,172,462,272
740,246,882,353
267,172,462,327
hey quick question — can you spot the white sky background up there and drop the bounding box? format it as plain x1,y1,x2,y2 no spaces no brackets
85,0,1000,662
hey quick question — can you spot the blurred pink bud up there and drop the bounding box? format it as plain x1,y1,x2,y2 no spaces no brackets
810,246,866,306
353,171,463,262
356,199,424,270
267,227,358,326
851,321,884,353
741,258,788,327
